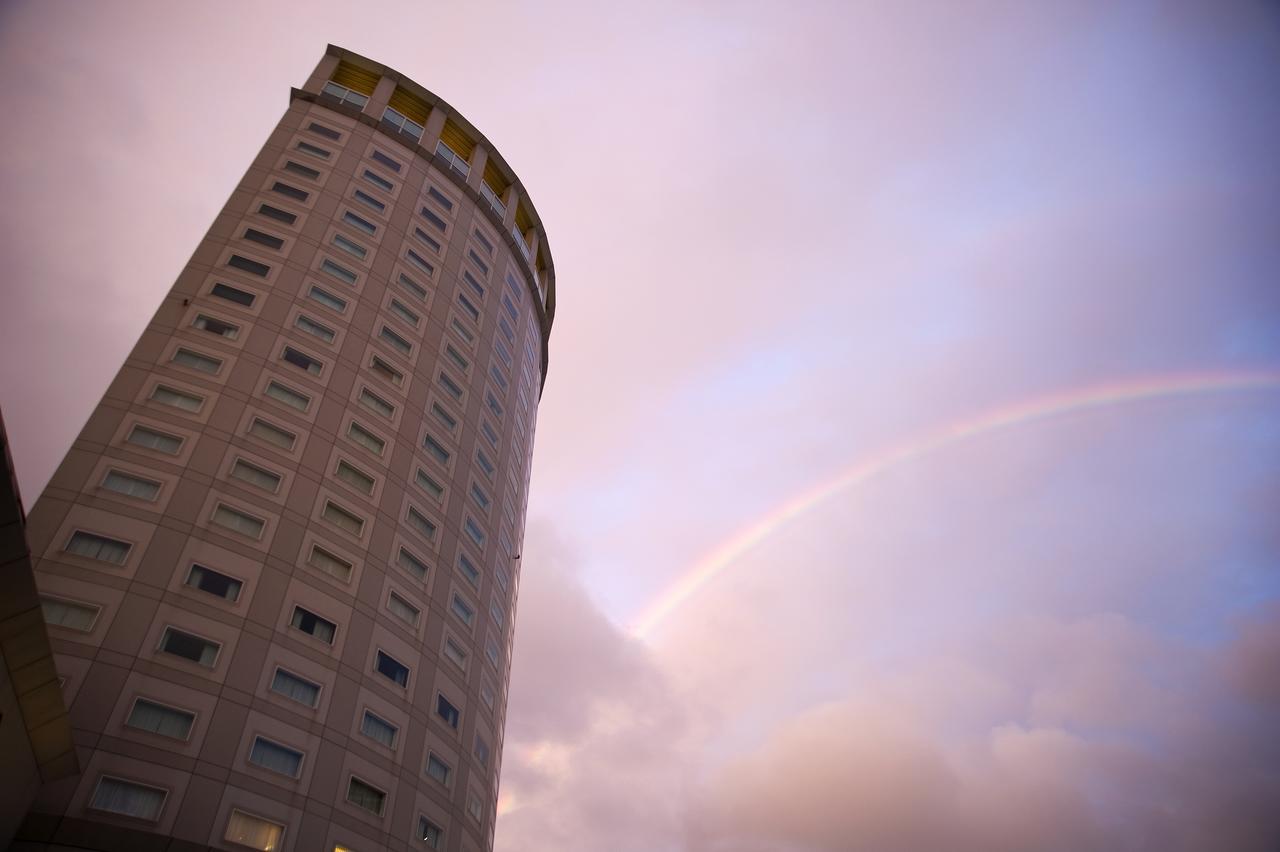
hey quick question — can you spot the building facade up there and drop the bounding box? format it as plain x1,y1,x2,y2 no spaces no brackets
14,46,554,852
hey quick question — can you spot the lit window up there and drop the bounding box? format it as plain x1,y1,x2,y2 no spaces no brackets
265,381,310,411
309,545,353,583
295,313,336,343
321,258,357,286
406,506,436,541
348,421,386,455
66,530,131,564
415,468,444,501
102,469,160,500
249,736,304,777
193,314,240,339
419,816,444,849
185,563,243,601
436,694,460,729
125,698,194,740
425,753,450,786
212,503,266,538
270,667,320,706
450,594,475,627
290,606,336,644
230,458,282,492
249,417,296,450
244,227,284,250
228,254,271,277
172,347,222,374
386,591,420,627
258,203,297,225
374,650,409,688
159,626,220,667
150,384,204,412
332,232,367,259
322,501,365,536
398,546,429,581
308,284,347,313
127,424,183,454
347,777,386,815
90,777,166,821
41,597,99,631
282,346,323,375
361,710,398,748
225,810,285,851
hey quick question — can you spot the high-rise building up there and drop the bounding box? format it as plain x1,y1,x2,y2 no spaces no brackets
13,46,554,852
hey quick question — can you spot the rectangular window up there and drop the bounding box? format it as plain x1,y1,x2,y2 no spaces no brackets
359,387,395,419
347,777,386,815
335,460,375,494
450,594,475,627
467,249,489,277
419,816,444,849
361,710,398,748
443,637,467,670
265,381,310,411
90,777,166,821
159,626,220,667
362,168,394,192
473,228,494,256
457,553,480,589
480,678,496,710
321,258,357,286
193,314,240,339
388,298,420,327
505,270,525,302
309,121,342,140
470,483,491,513
353,189,385,212
342,210,376,235
468,794,483,824
406,248,434,276
430,401,457,432
474,736,490,769
323,501,365,536
502,293,519,322
485,636,500,669
102,469,160,501
421,206,447,232
463,270,485,300
436,694,460,728
398,272,428,301
457,293,481,323
398,546,429,581
249,417,296,449
243,227,284,250
369,355,403,386
480,419,499,449
423,435,450,466
490,365,509,392
295,313,336,343
290,606,336,644
270,667,320,706
249,736,304,777
230,458,282,492
464,517,486,549
297,139,331,159
332,232,368,259
450,317,476,345
425,753,451,786
371,149,402,172
426,186,454,212
228,254,271,277
374,650,409,687
495,563,511,595
126,698,195,740
258,203,297,224
444,345,471,374
348,421,386,455
412,226,441,253
225,811,285,851
309,545,353,583
498,315,516,345
406,506,436,541
475,448,495,478
271,181,309,202
486,391,505,419
490,600,506,630
283,160,320,180
150,383,204,412
379,325,412,355
172,347,222,374
415,468,444,501
212,504,266,538
41,597,99,631
386,591,420,627
127,425,183,455
282,346,323,375
185,563,243,602
437,372,463,401
308,284,347,312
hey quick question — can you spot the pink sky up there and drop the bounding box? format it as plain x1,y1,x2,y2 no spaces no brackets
2,1,1278,849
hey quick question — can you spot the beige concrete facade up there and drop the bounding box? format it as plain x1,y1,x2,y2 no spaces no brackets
12,46,552,852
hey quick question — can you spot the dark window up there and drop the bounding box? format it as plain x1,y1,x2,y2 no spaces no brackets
474,229,494,256
363,169,394,192
375,650,409,687
296,140,331,159
371,149,402,172
282,346,322,374
185,564,242,601
413,226,442,253
463,271,485,299
398,272,428,301
474,736,490,768
283,160,320,180
211,282,255,306
194,315,237,338
468,249,489,277
307,121,341,140
257,203,297,224
436,694,460,728
160,627,217,666
271,181,309,201
427,186,454,212
243,228,284,250
457,293,480,323
228,255,270,277
290,606,336,644
354,189,385,212
342,211,376,235
421,206,447,232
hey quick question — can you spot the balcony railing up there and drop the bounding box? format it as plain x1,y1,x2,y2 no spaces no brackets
511,225,532,261
321,82,369,110
435,141,470,178
479,183,506,220
382,107,423,141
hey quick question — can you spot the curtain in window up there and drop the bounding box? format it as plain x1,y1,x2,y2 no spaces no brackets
41,598,98,631
91,777,165,820
249,738,302,777
127,699,194,739
225,810,283,851
271,670,319,706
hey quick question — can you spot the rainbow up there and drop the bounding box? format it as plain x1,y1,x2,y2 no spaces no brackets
629,369,1280,640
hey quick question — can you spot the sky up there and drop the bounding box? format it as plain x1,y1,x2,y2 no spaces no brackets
2,1,1279,850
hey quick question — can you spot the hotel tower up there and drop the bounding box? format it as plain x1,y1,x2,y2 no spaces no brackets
11,46,554,852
